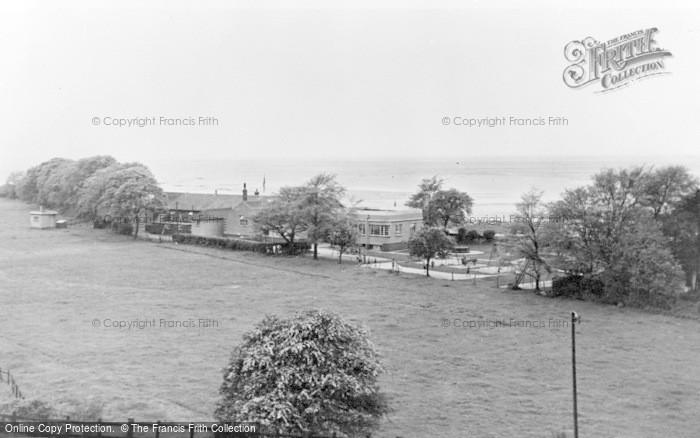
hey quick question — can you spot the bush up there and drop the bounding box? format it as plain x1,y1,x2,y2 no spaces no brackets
116,223,133,235
465,230,480,241
0,398,58,419
482,229,496,240
144,223,167,234
551,274,605,299
172,234,310,255
457,227,468,243
215,309,389,436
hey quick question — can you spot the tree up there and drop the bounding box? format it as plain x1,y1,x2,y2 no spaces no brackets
110,171,167,238
35,158,74,207
406,176,473,229
432,188,474,229
326,216,359,264
509,187,551,291
663,189,700,291
548,166,686,305
406,176,442,226
215,309,389,436
641,165,698,217
301,174,346,260
50,156,118,213
407,227,454,277
252,186,309,252
0,171,24,198
77,162,150,219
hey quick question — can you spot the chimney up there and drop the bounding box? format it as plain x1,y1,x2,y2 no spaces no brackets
242,183,248,201
254,188,259,196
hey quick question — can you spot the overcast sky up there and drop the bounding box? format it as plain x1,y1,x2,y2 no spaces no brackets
1,0,699,180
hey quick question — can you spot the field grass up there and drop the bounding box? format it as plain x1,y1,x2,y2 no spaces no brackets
1,198,700,437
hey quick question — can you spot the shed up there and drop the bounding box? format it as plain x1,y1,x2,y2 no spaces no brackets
30,208,58,229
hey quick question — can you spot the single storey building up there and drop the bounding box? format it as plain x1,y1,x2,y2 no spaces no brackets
30,207,58,229
352,208,423,251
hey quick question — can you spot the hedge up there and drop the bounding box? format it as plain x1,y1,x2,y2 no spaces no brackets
171,234,310,255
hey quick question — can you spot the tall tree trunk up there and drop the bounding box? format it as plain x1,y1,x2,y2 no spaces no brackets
134,216,139,239
338,249,343,264
313,242,318,260
426,258,431,277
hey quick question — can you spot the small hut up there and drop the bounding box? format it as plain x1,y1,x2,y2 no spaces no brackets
29,207,58,229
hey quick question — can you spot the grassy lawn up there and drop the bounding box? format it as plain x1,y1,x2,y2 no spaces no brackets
1,198,700,437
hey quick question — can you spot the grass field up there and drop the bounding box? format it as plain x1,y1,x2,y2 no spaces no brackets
1,198,699,437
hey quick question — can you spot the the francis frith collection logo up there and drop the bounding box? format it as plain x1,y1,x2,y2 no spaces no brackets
563,28,672,92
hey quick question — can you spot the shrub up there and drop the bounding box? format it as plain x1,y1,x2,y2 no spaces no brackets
215,309,389,436
457,227,468,243
144,223,167,234
0,398,58,419
465,230,480,241
116,223,133,235
482,229,496,240
550,274,605,299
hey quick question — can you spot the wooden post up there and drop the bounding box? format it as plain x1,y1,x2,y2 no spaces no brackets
127,418,134,438
189,424,194,438
97,418,102,438
155,421,160,438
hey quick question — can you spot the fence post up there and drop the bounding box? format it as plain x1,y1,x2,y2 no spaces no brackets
189,424,194,438
127,418,134,438
155,421,160,438
97,418,103,438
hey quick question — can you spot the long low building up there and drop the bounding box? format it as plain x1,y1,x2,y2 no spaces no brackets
352,208,423,251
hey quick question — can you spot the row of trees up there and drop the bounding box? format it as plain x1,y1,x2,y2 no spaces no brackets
5,156,167,238
252,173,359,261
508,165,699,305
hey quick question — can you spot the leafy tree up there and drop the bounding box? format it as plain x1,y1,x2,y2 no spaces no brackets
49,156,117,212
509,187,551,291
215,309,389,436
301,174,346,260
326,215,359,264
406,176,473,229
433,188,474,229
15,158,73,206
0,171,24,198
548,166,686,305
407,227,454,277
641,165,698,217
77,162,149,219
406,176,443,226
252,186,309,252
35,158,74,207
662,189,700,291
109,171,167,238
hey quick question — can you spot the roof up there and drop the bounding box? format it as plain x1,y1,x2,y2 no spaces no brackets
352,208,423,222
166,192,244,211
30,210,58,215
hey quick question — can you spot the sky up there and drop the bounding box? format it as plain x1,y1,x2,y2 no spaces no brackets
1,0,699,181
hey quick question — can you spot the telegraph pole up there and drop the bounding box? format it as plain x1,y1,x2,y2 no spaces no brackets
571,311,581,438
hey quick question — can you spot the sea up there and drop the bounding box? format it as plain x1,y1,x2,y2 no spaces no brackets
148,156,700,220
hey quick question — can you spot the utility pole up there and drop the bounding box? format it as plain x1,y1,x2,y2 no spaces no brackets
571,311,581,438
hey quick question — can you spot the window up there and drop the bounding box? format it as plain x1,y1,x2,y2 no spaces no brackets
358,224,365,235
239,216,248,226
395,224,403,236
32,216,39,222
409,223,416,235
370,224,389,236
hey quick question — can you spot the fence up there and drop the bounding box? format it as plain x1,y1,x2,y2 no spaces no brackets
0,414,361,438
0,367,24,399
